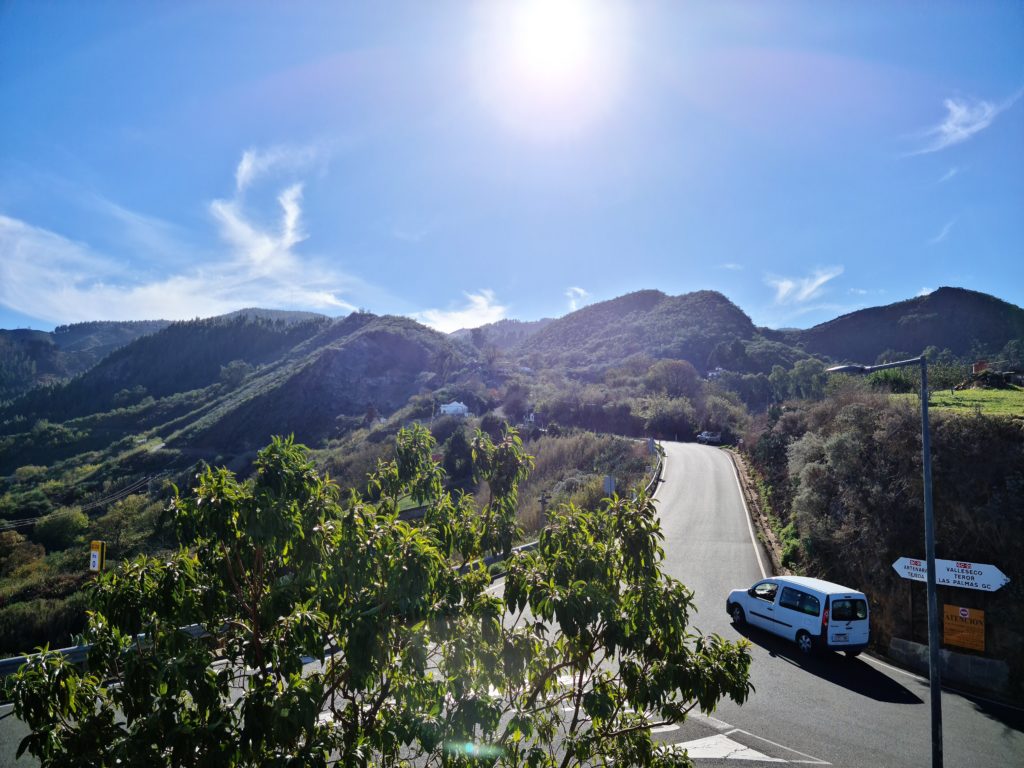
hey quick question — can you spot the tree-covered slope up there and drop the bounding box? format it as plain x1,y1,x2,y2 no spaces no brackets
0,315,330,429
0,321,169,401
517,289,759,374
176,315,471,452
792,287,1024,363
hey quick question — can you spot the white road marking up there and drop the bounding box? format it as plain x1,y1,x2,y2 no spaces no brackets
860,652,928,682
727,453,767,579
725,728,830,765
651,724,679,734
676,733,784,762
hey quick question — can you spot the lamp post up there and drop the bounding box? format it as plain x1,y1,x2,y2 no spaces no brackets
826,357,942,768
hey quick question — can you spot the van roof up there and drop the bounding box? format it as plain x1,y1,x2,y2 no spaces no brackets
775,575,865,597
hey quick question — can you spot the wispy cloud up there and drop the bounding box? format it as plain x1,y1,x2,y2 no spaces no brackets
766,266,844,304
718,263,743,271
391,220,434,243
235,144,323,191
936,166,959,184
849,288,869,296
566,286,589,311
416,290,507,333
0,148,360,324
929,217,956,245
910,91,1021,155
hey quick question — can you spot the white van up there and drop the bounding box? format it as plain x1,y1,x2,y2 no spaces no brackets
726,576,870,656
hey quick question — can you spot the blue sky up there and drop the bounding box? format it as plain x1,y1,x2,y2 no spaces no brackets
1,1,1022,333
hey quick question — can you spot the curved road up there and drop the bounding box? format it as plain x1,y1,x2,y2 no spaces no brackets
652,441,1023,767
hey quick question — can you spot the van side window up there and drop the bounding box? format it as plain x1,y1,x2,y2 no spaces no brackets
798,594,820,616
779,587,802,611
779,587,820,616
752,582,777,602
832,599,867,621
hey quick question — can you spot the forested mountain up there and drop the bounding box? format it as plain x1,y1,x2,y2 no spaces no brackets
0,286,1020,477
516,290,761,375
450,317,553,352
784,287,1024,364
0,315,330,427
171,314,469,453
0,320,169,401
0,312,471,474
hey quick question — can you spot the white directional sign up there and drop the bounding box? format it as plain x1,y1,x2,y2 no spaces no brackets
892,557,1009,592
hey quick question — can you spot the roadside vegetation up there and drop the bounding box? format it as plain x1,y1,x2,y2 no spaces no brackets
744,386,1024,697
900,385,1024,417
4,429,751,766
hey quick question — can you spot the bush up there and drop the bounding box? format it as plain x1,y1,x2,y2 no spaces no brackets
32,508,89,551
0,593,89,656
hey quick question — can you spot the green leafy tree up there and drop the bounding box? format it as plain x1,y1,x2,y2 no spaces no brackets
6,427,751,767
32,507,89,551
644,359,701,399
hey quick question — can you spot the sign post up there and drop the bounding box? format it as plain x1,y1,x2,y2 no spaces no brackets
892,557,1009,592
89,540,106,572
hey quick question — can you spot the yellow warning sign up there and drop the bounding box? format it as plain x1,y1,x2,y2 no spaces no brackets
943,604,984,652
89,540,106,572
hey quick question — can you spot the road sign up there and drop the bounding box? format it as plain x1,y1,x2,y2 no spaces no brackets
892,557,1009,592
89,540,106,572
943,604,985,652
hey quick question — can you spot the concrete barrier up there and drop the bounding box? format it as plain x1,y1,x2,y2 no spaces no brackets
889,637,1009,694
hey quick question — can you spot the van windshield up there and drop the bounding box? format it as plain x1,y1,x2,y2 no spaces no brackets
831,599,867,621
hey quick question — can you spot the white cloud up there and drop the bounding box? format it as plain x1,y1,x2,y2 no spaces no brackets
235,144,322,191
911,92,1021,155
766,266,844,305
392,222,433,243
416,290,507,333
0,149,361,324
566,286,589,311
936,166,959,184
929,218,956,245
849,288,868,295
718,263,743,271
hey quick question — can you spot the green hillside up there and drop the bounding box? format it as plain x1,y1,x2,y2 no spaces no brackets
518,289,762,375
792,286,1024,363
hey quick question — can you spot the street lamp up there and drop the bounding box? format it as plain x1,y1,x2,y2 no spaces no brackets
826,357,942,768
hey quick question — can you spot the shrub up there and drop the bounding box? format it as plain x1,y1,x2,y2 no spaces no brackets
32,508,89,551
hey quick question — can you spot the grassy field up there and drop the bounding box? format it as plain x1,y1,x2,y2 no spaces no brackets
901,385,1024,416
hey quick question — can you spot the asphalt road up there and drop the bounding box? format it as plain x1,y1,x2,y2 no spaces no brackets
649,441,1024,767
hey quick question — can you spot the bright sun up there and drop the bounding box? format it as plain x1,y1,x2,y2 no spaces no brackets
472,0,629,142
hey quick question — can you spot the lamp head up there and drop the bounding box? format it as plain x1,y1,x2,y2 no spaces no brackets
826,364,868,375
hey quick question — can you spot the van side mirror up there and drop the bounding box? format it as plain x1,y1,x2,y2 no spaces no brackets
747,588,757,597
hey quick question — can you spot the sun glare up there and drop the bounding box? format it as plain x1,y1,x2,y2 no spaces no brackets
472,0,629,142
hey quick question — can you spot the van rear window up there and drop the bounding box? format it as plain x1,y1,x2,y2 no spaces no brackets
831,599,867,621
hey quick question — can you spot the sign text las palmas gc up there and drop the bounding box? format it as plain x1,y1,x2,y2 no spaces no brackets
892,557,1009,592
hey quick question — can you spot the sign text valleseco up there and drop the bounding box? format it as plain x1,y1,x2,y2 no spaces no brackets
891,557,1009,592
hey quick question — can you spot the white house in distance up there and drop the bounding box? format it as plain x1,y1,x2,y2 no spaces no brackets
439,401,470,417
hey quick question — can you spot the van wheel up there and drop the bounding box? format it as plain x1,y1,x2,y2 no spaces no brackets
845,649,861,658
730,604,745,626
796,630,814,655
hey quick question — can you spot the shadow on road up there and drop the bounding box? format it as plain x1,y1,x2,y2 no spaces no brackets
959,691,1024,733
734,623,923,704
